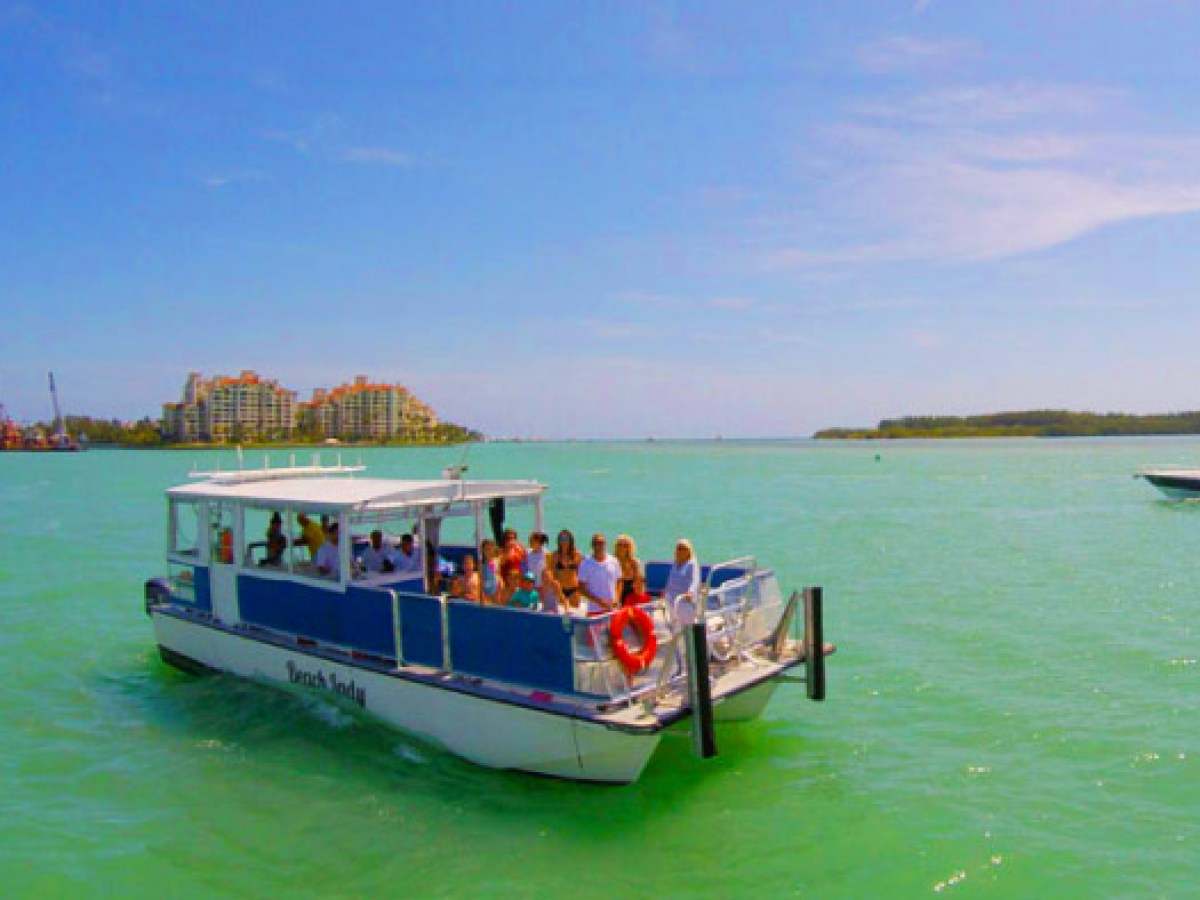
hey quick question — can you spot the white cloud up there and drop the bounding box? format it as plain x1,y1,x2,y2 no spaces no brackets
770,81,1200,266
857,35,981,74
343,147,417,167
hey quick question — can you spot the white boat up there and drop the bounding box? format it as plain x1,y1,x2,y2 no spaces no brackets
144,461,833,784
1135,468,1200,500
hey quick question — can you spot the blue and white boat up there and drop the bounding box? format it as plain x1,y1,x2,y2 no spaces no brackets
1135,468,1200,500
144,461,833,784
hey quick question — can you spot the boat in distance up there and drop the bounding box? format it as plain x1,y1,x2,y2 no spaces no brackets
1135,468,1200,500
144,460,833,784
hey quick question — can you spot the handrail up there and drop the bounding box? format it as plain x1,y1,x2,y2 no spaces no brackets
701,555,757,605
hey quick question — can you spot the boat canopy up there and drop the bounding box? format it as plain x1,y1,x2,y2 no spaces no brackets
167,476,546,515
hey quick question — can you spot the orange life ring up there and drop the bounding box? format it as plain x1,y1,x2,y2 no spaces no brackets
219,528,233,564
609,605,658,675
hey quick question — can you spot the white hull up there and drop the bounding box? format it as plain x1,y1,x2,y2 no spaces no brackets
152,611,660,784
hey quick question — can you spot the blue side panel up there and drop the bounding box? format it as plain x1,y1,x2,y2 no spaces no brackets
238,576,340,643
704,566,746,589
342,586,397,657
447,603,575,695
645,562,671,594
398,593,445,668
644,562,746,594
192,566,213,612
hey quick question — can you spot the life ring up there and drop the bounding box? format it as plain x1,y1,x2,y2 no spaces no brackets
609,605,658,675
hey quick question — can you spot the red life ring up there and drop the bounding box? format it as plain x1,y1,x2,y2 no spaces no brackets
609,605,658,675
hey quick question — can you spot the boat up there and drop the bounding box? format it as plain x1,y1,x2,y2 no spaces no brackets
1135,468,1200,500
143,461,834,784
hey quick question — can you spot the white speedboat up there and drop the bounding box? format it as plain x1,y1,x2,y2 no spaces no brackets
144,461,833,784
1135,469,1200,500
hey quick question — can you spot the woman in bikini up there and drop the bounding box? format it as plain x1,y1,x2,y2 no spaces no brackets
613,534,642,605
547,529,583,612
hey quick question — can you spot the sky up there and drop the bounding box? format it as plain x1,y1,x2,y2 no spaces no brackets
3,1,1200,438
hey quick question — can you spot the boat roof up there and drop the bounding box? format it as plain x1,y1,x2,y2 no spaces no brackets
167,474,545,514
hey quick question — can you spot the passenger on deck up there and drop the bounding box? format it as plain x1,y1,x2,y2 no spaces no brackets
664,538,700,626
538,568,564,614
362,530,397,574
480,539,502,603
525,531,548,582
452,554,482,602
315,523,341,578
263,512,286,566
394,533,423,575
499,528,526,590
548,530,583,611
614,534,642,605
295,513,326,561
578,533,621,615
623,573,652,607
507,571,540,610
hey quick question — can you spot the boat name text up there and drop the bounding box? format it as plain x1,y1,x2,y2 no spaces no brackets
286,660,366,708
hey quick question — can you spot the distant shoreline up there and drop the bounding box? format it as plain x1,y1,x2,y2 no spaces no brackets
814,410,1200,440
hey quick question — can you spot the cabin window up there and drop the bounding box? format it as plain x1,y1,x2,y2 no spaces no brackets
170,501,201,557
244,507,288,569
209,503,236,566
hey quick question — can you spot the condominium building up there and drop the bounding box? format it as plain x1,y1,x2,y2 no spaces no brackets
163,370,297,442
297,375,438,441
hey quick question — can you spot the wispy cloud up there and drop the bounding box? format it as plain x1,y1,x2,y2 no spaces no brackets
203,171,271,189
857,35,981,75
343,147,417,167
769,80,1200,266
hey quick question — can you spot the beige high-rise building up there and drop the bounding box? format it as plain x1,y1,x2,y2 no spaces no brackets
298,375,439,441
163,370,297,442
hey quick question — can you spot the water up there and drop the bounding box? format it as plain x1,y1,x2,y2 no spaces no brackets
3,438,1200,896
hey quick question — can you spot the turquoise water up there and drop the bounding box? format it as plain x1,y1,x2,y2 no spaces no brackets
3,438,1200,897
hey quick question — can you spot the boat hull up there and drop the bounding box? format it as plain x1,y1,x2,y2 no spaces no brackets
1139,470,1200,500
151,610,661,784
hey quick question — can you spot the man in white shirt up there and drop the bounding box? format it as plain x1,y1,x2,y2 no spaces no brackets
394,533,423,575
315,522,342,578
578,533,620,615
362,530,397,574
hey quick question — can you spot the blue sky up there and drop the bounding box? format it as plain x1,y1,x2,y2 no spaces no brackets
3,1,1200,438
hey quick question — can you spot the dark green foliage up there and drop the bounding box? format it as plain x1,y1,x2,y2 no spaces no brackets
815,410,1200,439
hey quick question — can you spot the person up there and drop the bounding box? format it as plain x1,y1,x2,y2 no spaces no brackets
263,512,286,566
295,513,325,562
547,529,583,611
499,528,526,590
578,533,621,615
507,571,540,610
613,534,642,604
538,567,564,615
315,522,341,578
623,572,652,607
525,531,548,583
480,538,502,604
393,533,423,575
451,554,482,601
362,530,397,574
664,538,700,626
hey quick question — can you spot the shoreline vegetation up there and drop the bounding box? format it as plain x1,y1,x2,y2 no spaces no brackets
49,416,482,448
814,410,1200,440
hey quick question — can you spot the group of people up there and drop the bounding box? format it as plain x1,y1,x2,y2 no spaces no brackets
261,513,701,618
449,528,701,620
263,512,423,581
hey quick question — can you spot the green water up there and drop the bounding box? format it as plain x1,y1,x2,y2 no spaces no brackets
3,439,1200,897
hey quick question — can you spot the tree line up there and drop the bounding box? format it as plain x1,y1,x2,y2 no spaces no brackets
814,410,1200,439
45,416,482,447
